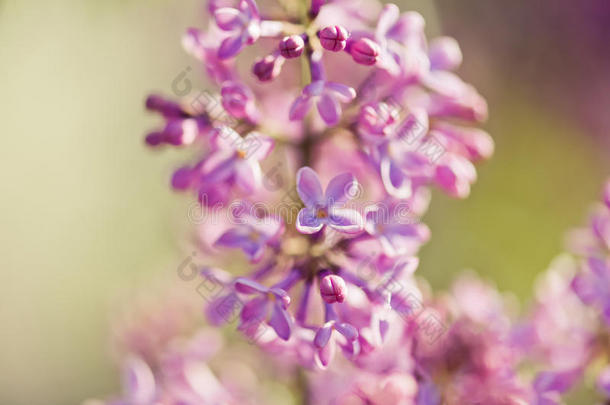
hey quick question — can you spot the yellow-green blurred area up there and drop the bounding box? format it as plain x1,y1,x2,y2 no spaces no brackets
0,0,608,404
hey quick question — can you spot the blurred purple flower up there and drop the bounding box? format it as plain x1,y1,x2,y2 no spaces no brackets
295,167,364,234
214,0,261,59
235,277,293,340
289,80,356,126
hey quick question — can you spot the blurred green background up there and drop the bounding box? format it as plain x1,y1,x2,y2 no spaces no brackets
0,0,608,404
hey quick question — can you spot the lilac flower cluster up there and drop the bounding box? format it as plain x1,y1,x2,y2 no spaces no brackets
87,285,283,405
92,184,610,403
87,0,610,404
143,0,491,373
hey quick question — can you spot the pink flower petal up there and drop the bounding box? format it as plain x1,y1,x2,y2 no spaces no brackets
296,207,324,234
316,93,341,126
123,356,156,404
334,322,358,341
328,208,364,234
241,296,270,324
214,7,244,31
380,157,412,199
215,228,251,249
289,94,313,121
316,339,335,368
375,4,400,40
218,34,244,59
325,82,356,103
234,159,262,193
234,277,268,294
245,132,275,161
314,322,333,348
296,166,324,206
325,172,358,204
268,304,292,340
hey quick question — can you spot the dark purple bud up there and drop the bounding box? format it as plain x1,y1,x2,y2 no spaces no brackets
145,94,166,111
320,275,347,304
279,35,305,58
309,0,326,18
144,131,163,147
145,94,182,117
171,167,194,190
350,38,380,66
319,25,349,52
252,54,285,82
163,121,186,146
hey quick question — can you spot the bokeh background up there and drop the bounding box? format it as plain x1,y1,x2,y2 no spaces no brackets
1,0,609,404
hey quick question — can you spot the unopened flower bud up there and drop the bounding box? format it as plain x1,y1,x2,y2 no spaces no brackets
144,131,163,147
279,35,305,58
252,54,285,82
145,94,181,117
319,25,349,52
350,38,380,66
171,167,194,190
320,275,347,304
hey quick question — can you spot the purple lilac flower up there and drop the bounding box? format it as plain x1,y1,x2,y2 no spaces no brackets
141,0,502,393
214,0,261,59
220,81,259,122
200,129,274,196
234,277,293,340
289,64,357,126
314,319,359,368
144,94,212,147
571,256,610,325
363,202,430,257
215,204,283,262
182,27,235,84
428,36,462,71
413,274,531,405
295,166,364,234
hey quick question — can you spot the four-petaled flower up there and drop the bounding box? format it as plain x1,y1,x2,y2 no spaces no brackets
314,320,359,368
214,0,261,59
289,80,356,126
215,204,283,262
364,203,430,257
234,278,293,340
202,128,274,193
571,257,610,325
295,167,364,234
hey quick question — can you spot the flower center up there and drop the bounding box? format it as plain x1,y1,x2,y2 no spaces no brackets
236,150,247,159
316,208,328,219
376,223,386,234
